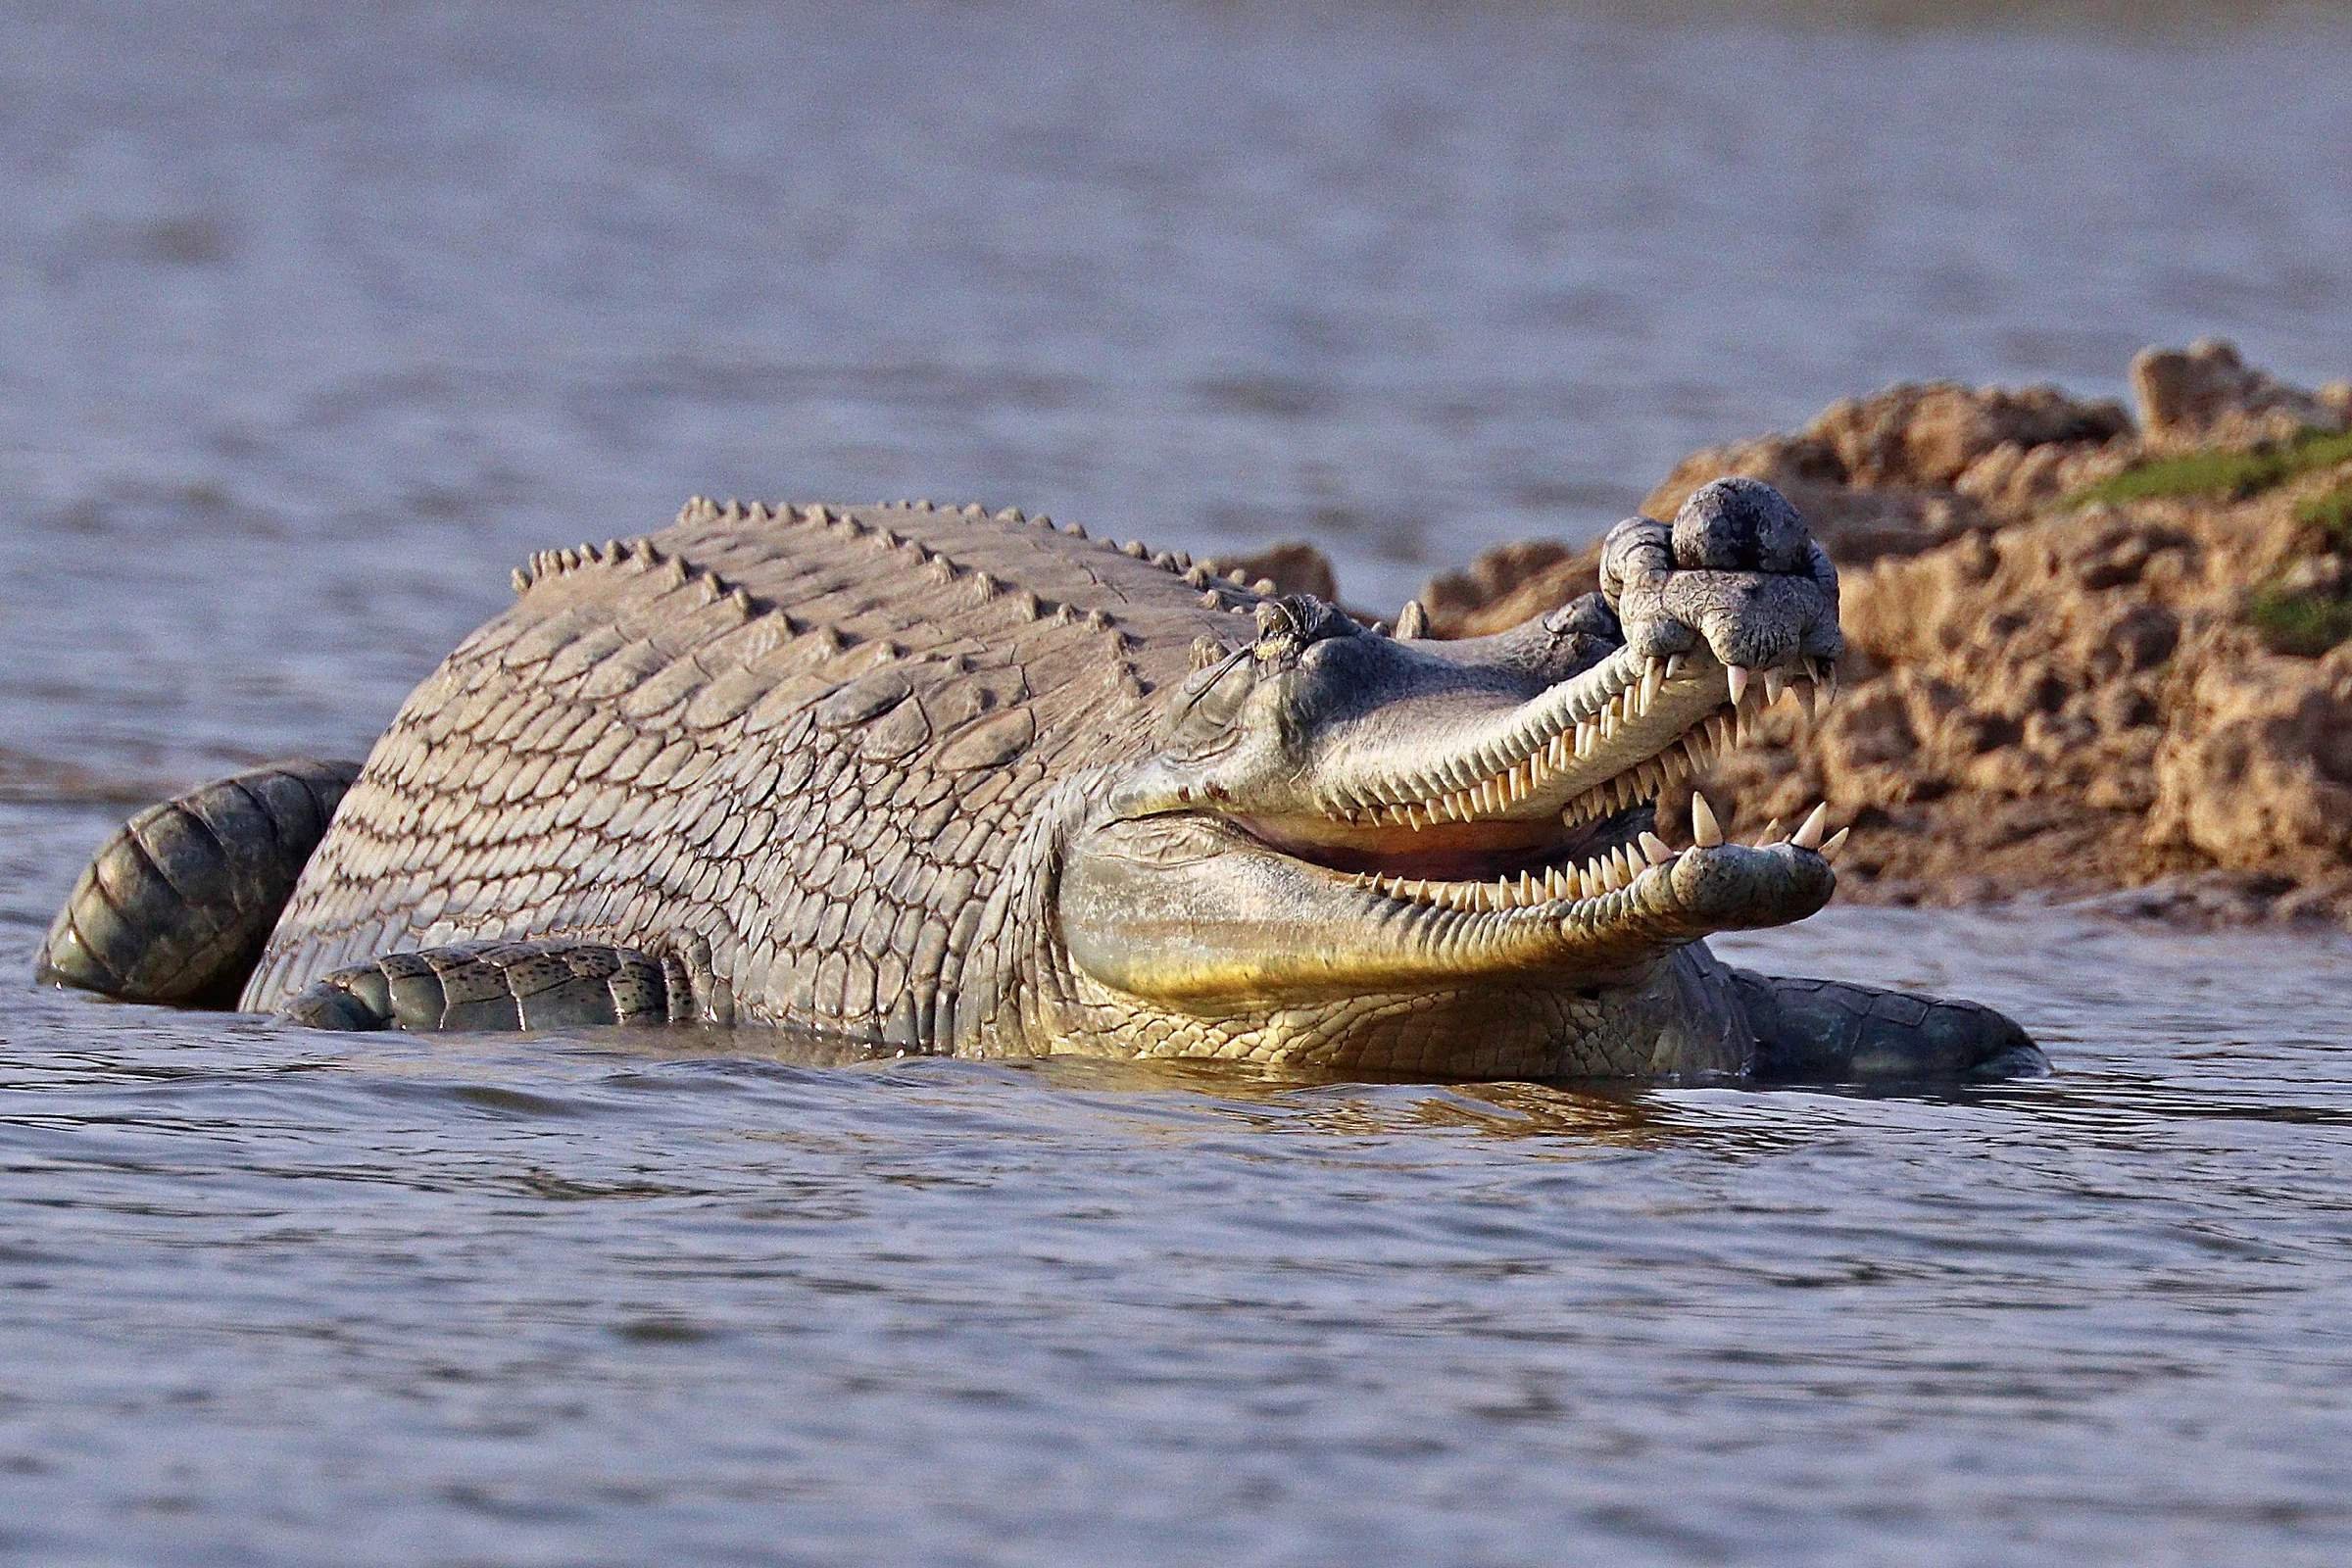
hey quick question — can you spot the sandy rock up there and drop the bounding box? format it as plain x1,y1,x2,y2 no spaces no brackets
2131,337,2349,447
1421,539,1587,638
1639,379,2128,574
1398,344,2352,925
2148,634,2352,869
1806,380,2130,489
1203,539,1338,603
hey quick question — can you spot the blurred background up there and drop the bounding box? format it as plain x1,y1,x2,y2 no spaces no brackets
5,0,2350,783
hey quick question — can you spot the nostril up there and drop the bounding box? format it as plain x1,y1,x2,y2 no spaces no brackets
1673,477,1810,574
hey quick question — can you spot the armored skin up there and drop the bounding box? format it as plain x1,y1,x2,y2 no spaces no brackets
36,479,2040,1082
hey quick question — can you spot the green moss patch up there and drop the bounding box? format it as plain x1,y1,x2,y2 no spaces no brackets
2246,586,2352,657
2294,481,2352,552
2066,426,2352,510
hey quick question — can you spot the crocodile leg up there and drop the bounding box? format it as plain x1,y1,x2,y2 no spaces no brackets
36,759,363,1007
279,940,731,1032
1730,969,2047,1083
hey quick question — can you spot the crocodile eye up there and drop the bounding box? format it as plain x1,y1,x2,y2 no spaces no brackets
1168,647,1255,755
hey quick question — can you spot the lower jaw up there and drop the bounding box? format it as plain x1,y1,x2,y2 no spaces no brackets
1233,807,1647,884
1089,970,1752,1081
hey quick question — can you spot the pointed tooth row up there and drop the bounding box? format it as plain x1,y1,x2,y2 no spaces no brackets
1556,699,1731,832
1353,652,1690,827
1345,654,1840,833
1742,801,1846,860
1348,840,1679,911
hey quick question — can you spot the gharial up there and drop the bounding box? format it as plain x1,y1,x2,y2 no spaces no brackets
34,477,2041,1082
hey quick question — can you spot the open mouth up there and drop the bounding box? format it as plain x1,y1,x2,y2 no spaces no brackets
1232,654,1846,917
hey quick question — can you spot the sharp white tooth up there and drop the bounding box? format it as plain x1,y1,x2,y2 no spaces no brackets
1575,721,1594,759
1792,803,1831,850
1690,792,1723,847
1404,878,1429,901
1545,865,1570,898
1519,871,1537,903
1664,653,1686,681
1395,599,1430,639
1640,831,1672,865
1756,817,1783,846
1642,661,1664,710
1726,665,1751,709
1764,669,1788,707
1820,826,1849,860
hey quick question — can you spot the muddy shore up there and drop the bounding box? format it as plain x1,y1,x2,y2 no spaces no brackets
1244,343,2352,928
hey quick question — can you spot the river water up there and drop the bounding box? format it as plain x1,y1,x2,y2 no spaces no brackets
6,1,2352,1562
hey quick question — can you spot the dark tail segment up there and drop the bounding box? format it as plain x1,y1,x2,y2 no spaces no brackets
35,758,363,1007
279,941,721,1031
1731,969,2046,1084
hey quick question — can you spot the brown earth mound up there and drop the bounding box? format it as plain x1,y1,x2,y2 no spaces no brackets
1412,341,2352,926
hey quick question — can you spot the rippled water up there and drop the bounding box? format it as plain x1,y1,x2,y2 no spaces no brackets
8,803,2352,1563
8,1,2352,1562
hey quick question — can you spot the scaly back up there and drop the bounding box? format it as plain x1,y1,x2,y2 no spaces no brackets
241,500,1277,1046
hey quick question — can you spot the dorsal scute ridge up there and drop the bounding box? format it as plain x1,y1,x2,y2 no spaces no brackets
512,532,671,596
541,497,1271,631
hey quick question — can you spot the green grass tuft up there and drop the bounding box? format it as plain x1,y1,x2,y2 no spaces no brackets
2246,587,2352,657
2294,481,2352,552
2066,425,2352,511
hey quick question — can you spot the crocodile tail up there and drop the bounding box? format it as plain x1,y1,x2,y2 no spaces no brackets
35,758,362,1006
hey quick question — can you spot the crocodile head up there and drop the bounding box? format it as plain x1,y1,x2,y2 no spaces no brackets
1056,478,1850,1073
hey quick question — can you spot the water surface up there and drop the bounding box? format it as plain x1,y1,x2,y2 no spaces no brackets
7,811,2352,1563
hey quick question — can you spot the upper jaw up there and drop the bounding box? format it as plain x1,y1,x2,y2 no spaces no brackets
1105,640,1848,930
1306,647,1837,835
